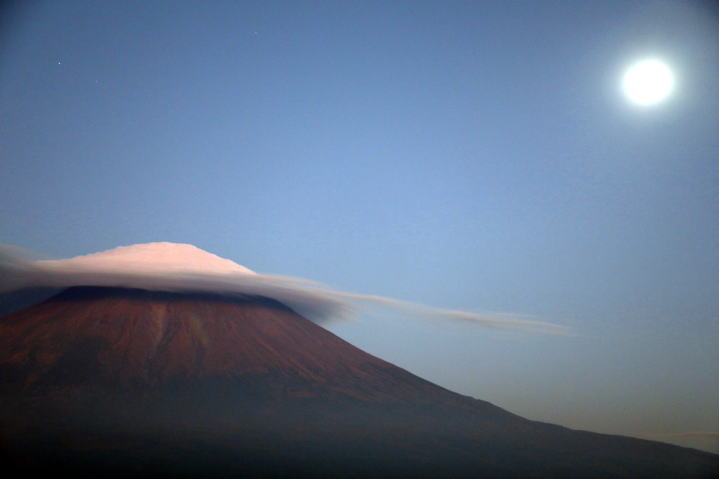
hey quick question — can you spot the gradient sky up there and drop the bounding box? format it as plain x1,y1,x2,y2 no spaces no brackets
2,0,718,452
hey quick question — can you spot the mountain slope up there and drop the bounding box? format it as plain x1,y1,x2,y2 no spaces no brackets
0,287,717,478
0,287,499,407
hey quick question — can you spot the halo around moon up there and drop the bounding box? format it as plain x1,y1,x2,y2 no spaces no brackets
621,59,675,106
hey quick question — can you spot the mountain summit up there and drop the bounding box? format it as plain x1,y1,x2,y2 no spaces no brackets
1,285,717,478
0,242,347,322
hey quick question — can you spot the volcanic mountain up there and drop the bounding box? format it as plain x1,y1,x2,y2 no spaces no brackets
0,245,717,478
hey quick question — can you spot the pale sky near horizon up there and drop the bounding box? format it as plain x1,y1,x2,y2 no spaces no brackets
1,0,718,453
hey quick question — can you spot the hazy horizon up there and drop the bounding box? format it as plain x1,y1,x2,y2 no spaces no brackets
1,0,717,454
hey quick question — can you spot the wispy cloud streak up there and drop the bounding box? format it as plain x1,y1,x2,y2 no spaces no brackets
0,245,569,334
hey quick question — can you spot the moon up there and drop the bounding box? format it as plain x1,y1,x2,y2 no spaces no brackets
621,59,675,106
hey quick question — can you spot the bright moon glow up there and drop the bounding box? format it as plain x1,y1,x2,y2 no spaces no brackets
621,59,675,106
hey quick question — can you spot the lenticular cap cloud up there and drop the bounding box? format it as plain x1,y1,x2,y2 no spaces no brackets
0,242,569,335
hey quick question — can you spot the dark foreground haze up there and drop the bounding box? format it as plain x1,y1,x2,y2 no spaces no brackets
1,287,716,478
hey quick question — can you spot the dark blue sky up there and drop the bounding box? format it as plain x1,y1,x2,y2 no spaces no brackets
2,0,718,451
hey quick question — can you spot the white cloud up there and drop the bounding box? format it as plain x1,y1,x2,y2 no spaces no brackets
0,243,569,334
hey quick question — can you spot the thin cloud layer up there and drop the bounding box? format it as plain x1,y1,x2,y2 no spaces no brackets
0,244,569,335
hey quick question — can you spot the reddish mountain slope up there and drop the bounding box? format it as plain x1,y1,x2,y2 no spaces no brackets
0,287,717,478
0,287,503,410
